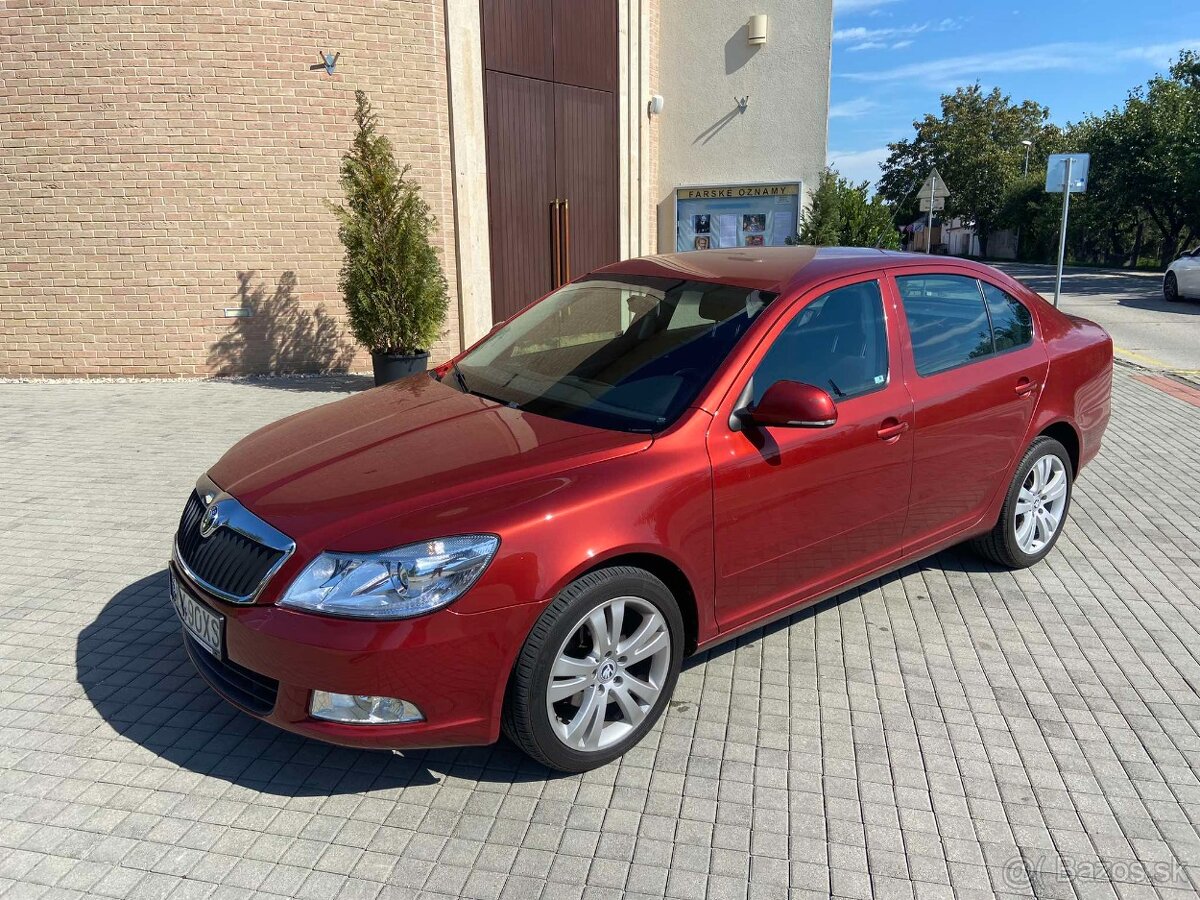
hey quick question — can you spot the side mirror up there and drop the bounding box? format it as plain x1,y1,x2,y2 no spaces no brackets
739,381,837,429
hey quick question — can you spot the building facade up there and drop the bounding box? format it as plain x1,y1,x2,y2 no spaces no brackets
1,0,831,378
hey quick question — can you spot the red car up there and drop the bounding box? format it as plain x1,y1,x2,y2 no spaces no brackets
171,247,1112,772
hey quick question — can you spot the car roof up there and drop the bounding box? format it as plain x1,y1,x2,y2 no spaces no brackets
595,246,1009,296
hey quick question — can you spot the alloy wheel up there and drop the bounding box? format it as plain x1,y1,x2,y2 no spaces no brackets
1165,273,1179,301
545,596,671,752
1014,454,1068,555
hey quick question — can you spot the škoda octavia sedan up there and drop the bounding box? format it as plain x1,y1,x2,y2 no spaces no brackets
170,247,1112,771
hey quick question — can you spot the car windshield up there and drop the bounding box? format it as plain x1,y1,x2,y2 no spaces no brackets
449,275,777,433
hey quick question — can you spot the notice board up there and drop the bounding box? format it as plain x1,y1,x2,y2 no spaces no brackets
674,182,801,252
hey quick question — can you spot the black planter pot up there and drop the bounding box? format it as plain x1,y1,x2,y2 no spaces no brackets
371,350,430,386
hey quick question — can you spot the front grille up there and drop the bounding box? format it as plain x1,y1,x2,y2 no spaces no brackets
176,491,287,602
184,633,279,716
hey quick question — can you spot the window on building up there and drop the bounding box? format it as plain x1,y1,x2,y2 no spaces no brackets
750,280,888,404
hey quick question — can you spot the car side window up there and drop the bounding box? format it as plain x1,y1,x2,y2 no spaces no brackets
750,280,888,404
896,274,993,376
979,282,1033,352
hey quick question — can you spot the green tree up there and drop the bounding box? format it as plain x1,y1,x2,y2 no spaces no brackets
997,175,1060,262
1079,51,1199,266
1062,115,1151,266
328,91,448,355
878,85,1052,256
796,167,899,249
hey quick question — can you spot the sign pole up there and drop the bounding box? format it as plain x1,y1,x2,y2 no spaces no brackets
926,173,935,254
1052,156,1073,308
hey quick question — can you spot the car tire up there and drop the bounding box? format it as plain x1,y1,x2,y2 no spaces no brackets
972,436,1073,569
1164,272,1182,302
502,566,684,773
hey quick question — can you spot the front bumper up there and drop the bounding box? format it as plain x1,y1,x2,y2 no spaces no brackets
170,561,542,749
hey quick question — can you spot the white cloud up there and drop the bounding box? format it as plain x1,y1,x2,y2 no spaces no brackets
828,97,877,118
1116,40,1200,64
834,23,926,42
833,0,899,11
827,147,890,187
842,38,1200,83
833,18,963,53
835,22,926,42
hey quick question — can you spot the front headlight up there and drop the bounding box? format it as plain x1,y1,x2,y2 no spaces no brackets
277,535,499,619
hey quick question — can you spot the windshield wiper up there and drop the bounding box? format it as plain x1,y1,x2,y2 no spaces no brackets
452,365,519,408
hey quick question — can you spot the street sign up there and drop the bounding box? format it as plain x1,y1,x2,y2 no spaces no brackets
1047,152,1089,307
919,169,951,254
1045,153,1089,193
919,168,951,199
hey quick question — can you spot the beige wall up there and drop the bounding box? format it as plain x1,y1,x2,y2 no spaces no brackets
648,0,662,250
1,1,457,377
655,0,832,251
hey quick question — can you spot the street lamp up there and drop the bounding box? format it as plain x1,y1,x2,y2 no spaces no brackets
1017,140,1034,261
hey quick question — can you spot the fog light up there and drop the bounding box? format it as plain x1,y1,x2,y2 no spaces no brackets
310,691,424,724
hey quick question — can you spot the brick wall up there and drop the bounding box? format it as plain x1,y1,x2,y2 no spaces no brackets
0,0,458,377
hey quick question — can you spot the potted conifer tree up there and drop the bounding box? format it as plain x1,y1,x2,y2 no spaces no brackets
329,91,449,385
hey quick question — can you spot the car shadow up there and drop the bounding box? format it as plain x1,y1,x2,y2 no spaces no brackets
82,551,1009,794
683,546,1009,669
76,571,564,796
1116,296,1200,314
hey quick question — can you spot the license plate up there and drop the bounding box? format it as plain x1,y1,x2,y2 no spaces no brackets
171,572,224,659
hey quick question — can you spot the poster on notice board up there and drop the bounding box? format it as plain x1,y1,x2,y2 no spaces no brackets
675,182,801,252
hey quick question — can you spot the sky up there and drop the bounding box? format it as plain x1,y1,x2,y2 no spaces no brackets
827,0,1200,189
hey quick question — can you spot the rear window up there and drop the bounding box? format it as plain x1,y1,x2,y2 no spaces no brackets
895,274,993,376
980,282,1033,352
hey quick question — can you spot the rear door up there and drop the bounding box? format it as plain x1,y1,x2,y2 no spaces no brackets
892,271,1048,553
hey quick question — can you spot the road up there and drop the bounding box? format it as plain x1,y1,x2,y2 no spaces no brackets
4,366,1200,898
995,262,1200,375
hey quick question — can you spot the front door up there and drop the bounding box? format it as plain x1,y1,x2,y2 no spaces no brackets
892,271,1048,552
482,0,618,322
708,276,915,632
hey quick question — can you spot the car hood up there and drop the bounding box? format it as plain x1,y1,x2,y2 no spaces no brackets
208,375,651,551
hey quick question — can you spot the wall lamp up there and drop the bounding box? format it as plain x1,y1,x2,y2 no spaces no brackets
748,14,768,46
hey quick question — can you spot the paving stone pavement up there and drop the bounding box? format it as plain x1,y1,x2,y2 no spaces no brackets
1,368,1199,900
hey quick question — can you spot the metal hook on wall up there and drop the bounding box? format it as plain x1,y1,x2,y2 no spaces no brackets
735,96,750,113
311,51,340,76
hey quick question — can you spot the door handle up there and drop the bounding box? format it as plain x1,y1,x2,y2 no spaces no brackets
551,199,562,288
1015,377,1039,397
561,198,571,282
877,419,909,441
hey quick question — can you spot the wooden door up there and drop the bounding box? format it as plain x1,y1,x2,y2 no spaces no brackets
481,0,618,322
554,83,617,284
482,0,552,79
484,71,556,321
552,0,617,91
